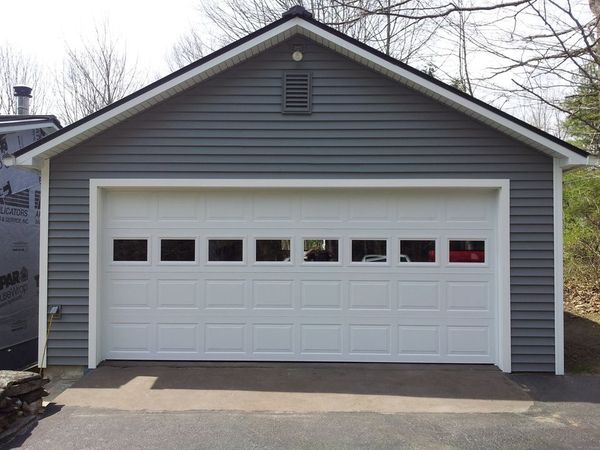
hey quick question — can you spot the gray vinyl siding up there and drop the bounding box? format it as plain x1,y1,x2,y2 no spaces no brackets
47,36,555,371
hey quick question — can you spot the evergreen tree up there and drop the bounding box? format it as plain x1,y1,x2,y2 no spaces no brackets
563,66,600,155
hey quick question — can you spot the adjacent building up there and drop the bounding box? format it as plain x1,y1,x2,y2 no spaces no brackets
0,86,61,369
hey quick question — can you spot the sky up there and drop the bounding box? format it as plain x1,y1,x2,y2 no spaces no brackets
0,0,203,76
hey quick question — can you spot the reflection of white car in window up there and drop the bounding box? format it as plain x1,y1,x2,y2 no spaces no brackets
362,254,387,262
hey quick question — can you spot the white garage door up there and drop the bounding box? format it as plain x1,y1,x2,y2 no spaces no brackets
100,188,498,363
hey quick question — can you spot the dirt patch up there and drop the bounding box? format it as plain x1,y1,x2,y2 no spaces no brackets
565,312,600,374
565,284,600,316
564,282,600,374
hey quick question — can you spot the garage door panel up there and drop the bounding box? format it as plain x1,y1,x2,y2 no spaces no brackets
157,280,199,308
349,325,391,355
108,323,152,353
205,324,247,353
101,188,498,364
398,325,440,355
252,280,294,309
301,325,343,354
300,193,344,222
106,191,154,222
398,281,441,310
157,324,198,353
396,194,442,222
445,191,495,223
349,281,391,310
205,280,246,309
157,191,200,221
206,193,249,221
300,281,343,309
252,324,294,353
348,196,391,222
253,194,295,221
447,326,492,356
446,281,492,311
106,279,153,308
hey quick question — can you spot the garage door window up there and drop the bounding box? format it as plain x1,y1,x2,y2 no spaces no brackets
160,239,195,262
256,239,291,262
113,239,148,262
449,240,485,263
304,239,339,262
351,239,387,263
208,239,244,262
400,239,436,263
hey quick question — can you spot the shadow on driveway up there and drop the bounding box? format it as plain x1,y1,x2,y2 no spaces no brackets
49,362,538,414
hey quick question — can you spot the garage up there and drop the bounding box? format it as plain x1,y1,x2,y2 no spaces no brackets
99,185,500,364
13,7,589,374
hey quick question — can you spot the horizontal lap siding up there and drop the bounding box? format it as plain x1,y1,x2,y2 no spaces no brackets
47,36,554,370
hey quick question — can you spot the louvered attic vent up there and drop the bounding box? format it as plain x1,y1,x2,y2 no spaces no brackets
283,72,312,114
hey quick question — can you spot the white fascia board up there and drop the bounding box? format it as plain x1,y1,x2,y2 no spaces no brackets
0,120,59,134
14,20,299,167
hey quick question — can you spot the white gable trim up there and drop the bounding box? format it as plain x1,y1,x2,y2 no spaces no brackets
14,17,589,168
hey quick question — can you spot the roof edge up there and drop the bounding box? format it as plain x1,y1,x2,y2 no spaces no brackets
13,11,589,166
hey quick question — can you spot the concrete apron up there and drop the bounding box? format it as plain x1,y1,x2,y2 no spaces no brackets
52,363,533,414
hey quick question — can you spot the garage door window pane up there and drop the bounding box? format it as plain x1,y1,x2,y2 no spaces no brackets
161,239,195,262
304,239,339,262
352,240,387,262
113,239,147,262
400,240,436,263
209,239,243,262
256,239,291,262
449,240,485,263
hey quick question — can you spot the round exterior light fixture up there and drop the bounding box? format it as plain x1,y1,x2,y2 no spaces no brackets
292,50,304,62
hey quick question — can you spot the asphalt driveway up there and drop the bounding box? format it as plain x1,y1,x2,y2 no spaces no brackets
9,363,600,449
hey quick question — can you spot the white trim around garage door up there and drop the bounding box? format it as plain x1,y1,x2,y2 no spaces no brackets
87,178,512,372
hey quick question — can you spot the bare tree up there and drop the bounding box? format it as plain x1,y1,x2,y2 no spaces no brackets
197,0,445,62
55,22,143,124
175,0,598,139
454,0,600,146
168,29,211,71
0,45,48,115
183,0,534,84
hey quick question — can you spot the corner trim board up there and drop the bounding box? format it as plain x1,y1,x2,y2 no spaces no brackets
87,178,512,372
553,159,565,375
497,182,511,372
88,183,100,368
37,159,50,368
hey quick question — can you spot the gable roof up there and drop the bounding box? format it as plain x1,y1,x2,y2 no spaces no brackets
11,7,591,169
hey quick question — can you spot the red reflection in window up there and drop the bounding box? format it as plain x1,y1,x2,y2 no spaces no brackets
449,240,485,263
